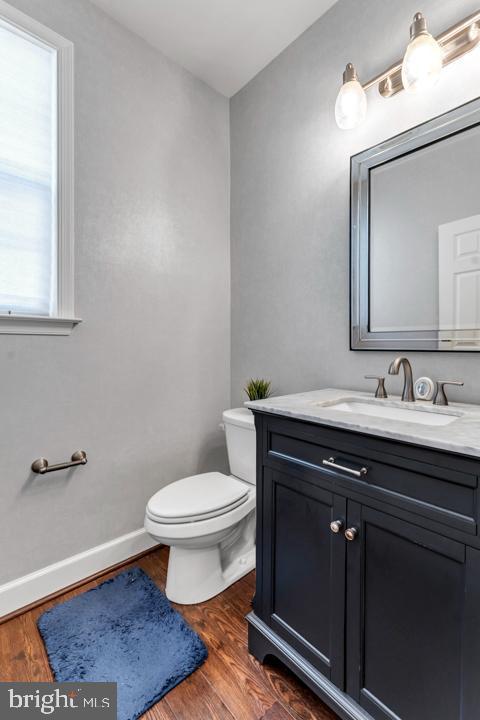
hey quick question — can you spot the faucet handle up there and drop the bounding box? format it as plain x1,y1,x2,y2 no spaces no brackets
364,375,388,399
433,380,464,406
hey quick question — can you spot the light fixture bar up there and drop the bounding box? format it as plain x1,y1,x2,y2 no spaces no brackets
362,9,480,97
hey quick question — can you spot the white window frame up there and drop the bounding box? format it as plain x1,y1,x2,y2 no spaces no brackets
0,0,79,335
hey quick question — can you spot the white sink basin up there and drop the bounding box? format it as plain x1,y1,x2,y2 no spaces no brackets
321,400,461,426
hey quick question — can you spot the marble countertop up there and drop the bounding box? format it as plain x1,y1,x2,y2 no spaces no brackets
245,388,480,459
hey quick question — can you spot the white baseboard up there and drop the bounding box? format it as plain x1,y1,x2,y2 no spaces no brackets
0,528,159,619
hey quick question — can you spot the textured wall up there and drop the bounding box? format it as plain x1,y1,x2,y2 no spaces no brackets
1,0,230,583
231,0,480,406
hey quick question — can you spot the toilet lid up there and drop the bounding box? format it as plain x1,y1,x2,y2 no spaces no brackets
146,472,249,523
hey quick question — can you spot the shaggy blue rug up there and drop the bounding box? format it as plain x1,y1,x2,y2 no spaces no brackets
37,567,207,720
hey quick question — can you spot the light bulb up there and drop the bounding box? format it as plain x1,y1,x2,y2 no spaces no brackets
401,13,443,93
335,63,367,130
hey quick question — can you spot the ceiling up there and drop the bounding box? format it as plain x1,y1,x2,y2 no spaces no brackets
90,0,339,97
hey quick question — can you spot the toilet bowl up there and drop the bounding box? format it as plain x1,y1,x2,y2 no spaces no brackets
144,408,256,604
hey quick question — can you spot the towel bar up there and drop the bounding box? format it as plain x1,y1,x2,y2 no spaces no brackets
31,450,87,474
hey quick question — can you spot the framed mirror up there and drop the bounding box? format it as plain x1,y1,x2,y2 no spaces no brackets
351,97,480,351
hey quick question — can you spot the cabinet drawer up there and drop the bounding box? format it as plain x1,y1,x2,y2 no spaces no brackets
262,415,478,535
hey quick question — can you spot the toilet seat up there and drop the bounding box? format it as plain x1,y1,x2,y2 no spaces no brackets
146,471,249,524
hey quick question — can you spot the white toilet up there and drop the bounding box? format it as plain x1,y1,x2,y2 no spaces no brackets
144,408,256,604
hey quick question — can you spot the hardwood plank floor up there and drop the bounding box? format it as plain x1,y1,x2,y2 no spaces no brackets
0,546,339,720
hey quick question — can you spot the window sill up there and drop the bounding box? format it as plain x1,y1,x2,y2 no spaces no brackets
0,315,82,335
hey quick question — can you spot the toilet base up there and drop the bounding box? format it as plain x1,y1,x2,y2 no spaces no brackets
165,544,255,604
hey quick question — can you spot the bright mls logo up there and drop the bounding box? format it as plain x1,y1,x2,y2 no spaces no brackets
0,683,116,719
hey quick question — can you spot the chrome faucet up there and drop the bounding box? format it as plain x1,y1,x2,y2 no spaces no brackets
388,356,415,402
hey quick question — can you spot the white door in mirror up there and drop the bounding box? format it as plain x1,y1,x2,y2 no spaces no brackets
439,215,480,349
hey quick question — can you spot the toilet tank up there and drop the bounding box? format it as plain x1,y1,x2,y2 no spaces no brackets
222,408,256,485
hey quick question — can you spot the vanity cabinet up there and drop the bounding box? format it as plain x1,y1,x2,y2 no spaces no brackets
260,468,346,686
248,412,480,720
346,503,475,720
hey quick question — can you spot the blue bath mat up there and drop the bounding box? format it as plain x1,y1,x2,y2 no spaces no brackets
37,566,207,720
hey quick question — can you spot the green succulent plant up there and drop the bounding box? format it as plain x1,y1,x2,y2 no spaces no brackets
244,378,272,401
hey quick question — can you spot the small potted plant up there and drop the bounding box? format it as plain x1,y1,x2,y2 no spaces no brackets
244,378,272,402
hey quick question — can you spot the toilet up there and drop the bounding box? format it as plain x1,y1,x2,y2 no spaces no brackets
144,408,256,604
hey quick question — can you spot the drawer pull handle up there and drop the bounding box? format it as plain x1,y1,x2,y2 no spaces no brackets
345,527,359,542
330,519,344,534
322,457,368,478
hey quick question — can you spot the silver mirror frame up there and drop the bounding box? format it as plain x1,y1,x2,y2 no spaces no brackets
351,96,480,351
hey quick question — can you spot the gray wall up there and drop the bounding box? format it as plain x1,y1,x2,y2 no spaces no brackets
1,0,230,583
231,0,480,406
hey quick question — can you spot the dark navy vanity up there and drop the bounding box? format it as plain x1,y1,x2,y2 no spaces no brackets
247,96,480,720
247,391,480,720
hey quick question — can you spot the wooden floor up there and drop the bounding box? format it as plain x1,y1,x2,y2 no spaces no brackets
0,546,339,720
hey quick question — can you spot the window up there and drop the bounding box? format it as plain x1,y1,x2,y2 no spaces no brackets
0,1,77,334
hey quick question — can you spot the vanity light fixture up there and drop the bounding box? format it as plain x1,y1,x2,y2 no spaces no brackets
401,12,443,93
335,9,480,129
334,63,367,130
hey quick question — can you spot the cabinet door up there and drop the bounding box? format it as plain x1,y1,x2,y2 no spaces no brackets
346,503,480,720
259,467,346,687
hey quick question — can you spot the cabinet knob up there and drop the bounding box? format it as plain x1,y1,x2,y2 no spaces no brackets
345,527,358,542
330,519,344,534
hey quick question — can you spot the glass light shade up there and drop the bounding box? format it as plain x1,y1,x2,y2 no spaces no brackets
335,79,367,130
401,32,443,93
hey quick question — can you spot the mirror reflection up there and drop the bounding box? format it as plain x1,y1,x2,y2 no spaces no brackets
351,102,480,351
